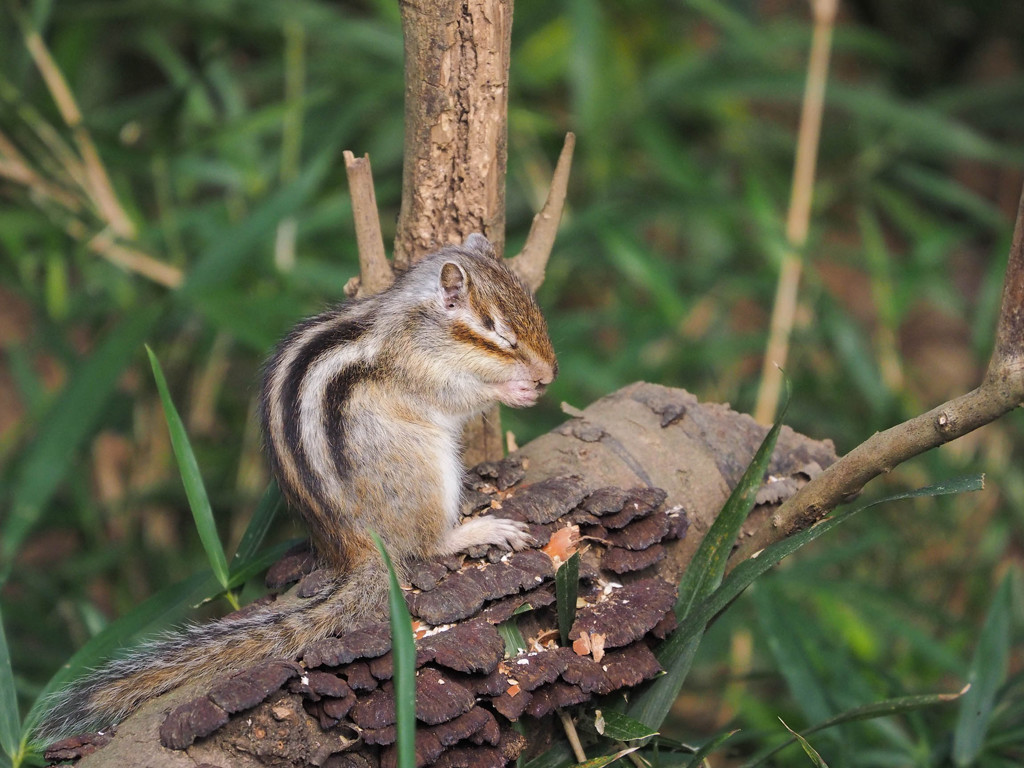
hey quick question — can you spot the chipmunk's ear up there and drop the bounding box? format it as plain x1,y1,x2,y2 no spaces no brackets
440,261,469,310
463,233,497,260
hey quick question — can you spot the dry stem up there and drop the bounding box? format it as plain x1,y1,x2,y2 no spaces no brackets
343,151,394,298
508,132,576,292
735,184,1024,561
73,225,183,289
558,711,587,763
753,0,838,424
8,22,184,289
21,23,137,240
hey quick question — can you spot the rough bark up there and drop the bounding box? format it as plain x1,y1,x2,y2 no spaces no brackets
394,0,512,269
394,0,514,465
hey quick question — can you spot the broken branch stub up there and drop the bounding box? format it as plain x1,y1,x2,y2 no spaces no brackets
343,150,394,299
508,132,576,293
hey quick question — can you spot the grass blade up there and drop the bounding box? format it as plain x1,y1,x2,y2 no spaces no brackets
571,747,639,768
231,482,284,568
780,720,829,768
683,729,739,768
371,532,415,768
524,741,574,768
498,620,528,657
674,403,787,620
746,688,966,767
22,569,221,738
628,403,787,728
0,604,20,761
556,552,581,646
146,345,230,590
953,572,1013,765
1,303,165,584
676,475,985,651
754,585,834,725
225,539,302,591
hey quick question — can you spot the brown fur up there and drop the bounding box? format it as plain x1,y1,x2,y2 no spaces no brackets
38,235,556,740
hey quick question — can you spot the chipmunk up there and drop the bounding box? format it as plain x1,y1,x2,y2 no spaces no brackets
39,234,557,740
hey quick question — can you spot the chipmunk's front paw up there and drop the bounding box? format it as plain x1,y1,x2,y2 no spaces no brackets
442,516,534,554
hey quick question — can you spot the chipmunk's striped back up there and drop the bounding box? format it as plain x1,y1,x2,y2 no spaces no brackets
260,301,379,565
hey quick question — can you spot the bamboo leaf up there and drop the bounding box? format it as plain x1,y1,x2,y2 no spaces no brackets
147,345,229,590
556,552,581,647
0,604,20,761
1,303,165,584
371,532,415,768
181,146,335,297
953,572,1013,765
682,729,739,768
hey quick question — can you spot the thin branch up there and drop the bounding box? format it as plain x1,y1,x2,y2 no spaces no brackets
343,150,393,298
19,19,137,239
734,183,1024,562
508,132,576,292
753,0,838,425
987,185,1024,383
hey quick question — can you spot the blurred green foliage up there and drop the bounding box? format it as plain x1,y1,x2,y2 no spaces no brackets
1,0,1023,765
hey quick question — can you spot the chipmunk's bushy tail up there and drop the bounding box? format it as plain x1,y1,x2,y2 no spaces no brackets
37,561,389,741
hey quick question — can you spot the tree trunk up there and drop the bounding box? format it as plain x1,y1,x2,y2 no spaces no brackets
394,0,514,465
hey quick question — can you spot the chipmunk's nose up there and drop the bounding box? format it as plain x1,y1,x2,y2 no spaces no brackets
534,360,556,388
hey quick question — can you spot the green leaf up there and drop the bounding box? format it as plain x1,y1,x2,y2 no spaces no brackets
371,532,415,768
677,475,985,657
593,710,657,741
226,539,302,591
524,741,574,768
556,552,581,647
147,345,230,590
23,569,220,738
0,604,20,761
498,619,528,657
231,483,284,568
1,303,165,584
780,720,829,768
755,585,834,726
746,688,966,767
674,403,787,620
181,145,335,298
628,402,787,729
683,729,739,768
953,572,1013,765
570,747,639,768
